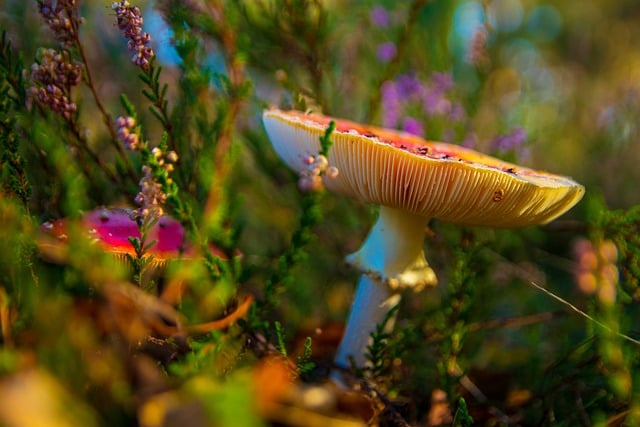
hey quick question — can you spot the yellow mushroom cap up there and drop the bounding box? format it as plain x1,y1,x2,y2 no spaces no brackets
263,109,584,227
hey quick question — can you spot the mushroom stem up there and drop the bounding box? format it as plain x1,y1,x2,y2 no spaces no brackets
333,274,400,370
346,206,436,290
333,206,438,376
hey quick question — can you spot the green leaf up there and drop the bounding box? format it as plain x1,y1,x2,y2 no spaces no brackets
452,397,474,427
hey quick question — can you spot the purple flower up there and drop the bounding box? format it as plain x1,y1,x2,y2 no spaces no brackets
28,49,82,119
431,72,454,94
376,42,397,63
116,116,140,150
449,102,466,122
378,71,473,143
421,72,456,117
461,132,478,148
136,165,167,219
381,80,401,127
112,1,154,70
422,90,447,116
135,148,179,219
396,73,423,100
492,127,527,151
402,117,424,137
37,0,80,48
370,5,390,28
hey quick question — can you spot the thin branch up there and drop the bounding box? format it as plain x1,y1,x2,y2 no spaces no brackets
450,363,516,425
141,64,179,154
524,278,640,346
73,19,137,184
66,113,122,187
490,250,640,347
201,0,249,219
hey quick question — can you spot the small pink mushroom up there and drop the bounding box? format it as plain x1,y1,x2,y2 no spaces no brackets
39,208,227,266
82,208,188,260
38,208,252,340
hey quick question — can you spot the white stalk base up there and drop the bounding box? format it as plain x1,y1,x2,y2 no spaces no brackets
333,274,400,372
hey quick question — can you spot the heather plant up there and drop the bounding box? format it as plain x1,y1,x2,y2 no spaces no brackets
0,1,639,425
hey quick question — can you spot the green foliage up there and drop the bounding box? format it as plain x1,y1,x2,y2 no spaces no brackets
0,32,30,207
452,397,473,427
251,119,336,330
365,303,400,380
255,191,323,318
296,336,315,376
434,233,482,397
0,88,30,207
318,120,335,157
273,320,288,358
593,198,640,301
139,63,172,132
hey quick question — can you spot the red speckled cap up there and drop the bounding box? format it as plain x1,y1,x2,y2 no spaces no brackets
263,109,584,227
39,208,227,265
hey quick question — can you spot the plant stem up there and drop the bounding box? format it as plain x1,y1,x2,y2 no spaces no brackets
74,29,137,184
62,115,116,183
143,65,178,154
202,0,248,222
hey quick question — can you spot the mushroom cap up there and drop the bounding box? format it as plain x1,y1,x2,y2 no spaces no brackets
263,109,584,227
82,208,187,259
39,208,227,264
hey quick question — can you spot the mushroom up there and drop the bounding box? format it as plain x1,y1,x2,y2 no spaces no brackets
39,207,233,303
262,108,585,371
39,207,226,267
38,208,252,336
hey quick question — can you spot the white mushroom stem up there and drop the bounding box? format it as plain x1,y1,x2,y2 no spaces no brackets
333,274,400,369
346,206,435,289
334,206,437,372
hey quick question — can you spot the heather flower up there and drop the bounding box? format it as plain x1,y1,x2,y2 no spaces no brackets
573,238,619,305
37,0,81,48
134,148,179,218
115,116,140,150
489,128,529,161
112,1,154,70
449,102,466,122
376,42,397,63
491,127,527,152
420,73,455,115
423,92,452,116
396,74,423,100
461,132,478,148
430,72,454,94
116,113,179,219
467,26,490,68
28,48,83,119
402,117,424,137
381,71,469,141
136,165,167,219
166,151,179,163
370,5,390,28
298,154,338,192
381,80,401,128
